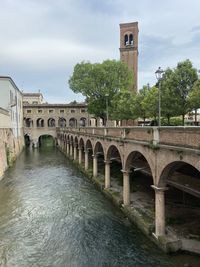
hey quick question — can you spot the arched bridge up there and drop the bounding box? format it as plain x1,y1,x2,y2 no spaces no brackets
57,126,200,252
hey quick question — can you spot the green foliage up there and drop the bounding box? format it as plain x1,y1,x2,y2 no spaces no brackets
110,90,137,120
134,85,150,121
141,86,158,119
69,60,133,121
188,79,200,110
161,59,198,125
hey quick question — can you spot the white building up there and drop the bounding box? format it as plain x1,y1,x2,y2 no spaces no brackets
0,76,23,138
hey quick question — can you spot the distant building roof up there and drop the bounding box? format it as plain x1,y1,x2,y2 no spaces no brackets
23,103,87,108
22,92,43,97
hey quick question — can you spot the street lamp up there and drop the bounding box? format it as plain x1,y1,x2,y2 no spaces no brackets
155,67,164,126
105,93,109,127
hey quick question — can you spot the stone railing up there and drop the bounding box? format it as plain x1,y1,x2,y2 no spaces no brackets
59,126,200,150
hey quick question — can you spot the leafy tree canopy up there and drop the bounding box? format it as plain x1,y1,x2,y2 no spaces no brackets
68,60,133,120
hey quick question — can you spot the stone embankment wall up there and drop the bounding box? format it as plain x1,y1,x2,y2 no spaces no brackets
0,128,24,179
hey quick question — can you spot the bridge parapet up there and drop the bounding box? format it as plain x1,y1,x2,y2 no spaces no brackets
60,126,200,150
159,127,200,149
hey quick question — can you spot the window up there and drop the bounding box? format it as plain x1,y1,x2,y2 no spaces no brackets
60,110,64,113
38,109,43,113
49,109,54,113
80,109,85,113
124,34,128,46
27,110,32,114
70,109,75,113
33,101,38,104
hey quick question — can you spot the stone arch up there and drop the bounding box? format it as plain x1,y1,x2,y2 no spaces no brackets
159,160,200,188
94,141,105,157
79,137,84,149
106,144,123,190
69,118,77,127
79,117,87,127
36,118,44,127
38,134,55,147
125,150,154,182
74,136,79,148
85,139,93,152
24,117,33,127
158,160,200,240
106,144,122,163
48,118,55,127
58,117,66,127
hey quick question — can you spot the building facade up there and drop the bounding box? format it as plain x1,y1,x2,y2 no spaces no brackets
0,76,24,179
119,22,139,92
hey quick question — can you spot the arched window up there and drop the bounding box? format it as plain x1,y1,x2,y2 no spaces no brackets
48,118,55,127
129,34,133,45
58,117,66,127
124,34,128,46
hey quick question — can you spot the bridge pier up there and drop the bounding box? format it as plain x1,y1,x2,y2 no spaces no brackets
93,155,98,178
84,149,89,170
70,142,73,157
122,170,130,206
32,139,38,148
66,141,69,155
78,147,82,164
152,186,168,237
104,160,111,188
74,146,77,160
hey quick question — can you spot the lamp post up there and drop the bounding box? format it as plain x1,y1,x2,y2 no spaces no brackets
105,93,109,127
155,67,164,127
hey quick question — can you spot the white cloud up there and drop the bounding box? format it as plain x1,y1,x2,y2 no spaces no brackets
0,0,200,101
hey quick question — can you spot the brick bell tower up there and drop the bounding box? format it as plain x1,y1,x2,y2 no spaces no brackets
119,22,139,92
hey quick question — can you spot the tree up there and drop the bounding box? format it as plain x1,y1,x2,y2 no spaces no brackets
162,60,198,125
141,86,159,121
134,85,150,123
160,68,182,124
188,79,200,124
110,90,137,122
68,60,133,123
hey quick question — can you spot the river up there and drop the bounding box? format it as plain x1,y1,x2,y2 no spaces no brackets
0,146,198,266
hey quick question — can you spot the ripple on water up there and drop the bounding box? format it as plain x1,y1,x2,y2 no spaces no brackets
0,147,193,267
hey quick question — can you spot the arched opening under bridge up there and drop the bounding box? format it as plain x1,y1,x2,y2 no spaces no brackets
106,145,123,198
161,161,200,240
38,135,55,147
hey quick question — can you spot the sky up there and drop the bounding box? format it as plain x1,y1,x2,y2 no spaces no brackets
1,0,200,103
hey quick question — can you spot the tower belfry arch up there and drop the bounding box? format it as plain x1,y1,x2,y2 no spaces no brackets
119,22,139,92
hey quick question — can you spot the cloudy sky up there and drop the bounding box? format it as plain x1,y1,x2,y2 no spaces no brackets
1,0,200,103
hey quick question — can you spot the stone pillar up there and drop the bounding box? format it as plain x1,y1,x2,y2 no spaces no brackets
74,146,77,161
122,170,130,206
84,149,89,170
78,147,82,164
151,185,168,237
66,141,69,155
70,143,73,157
32,139,38,148
104,160,111,188
93,154,98,178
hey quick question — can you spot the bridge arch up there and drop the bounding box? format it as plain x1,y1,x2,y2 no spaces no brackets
38,134,55,147
158,160,200,240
